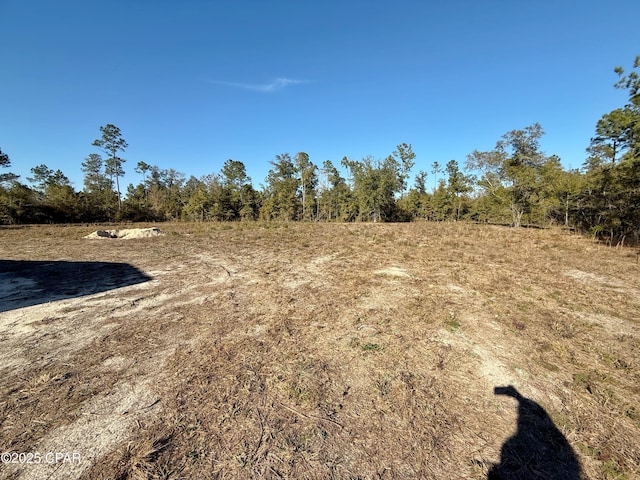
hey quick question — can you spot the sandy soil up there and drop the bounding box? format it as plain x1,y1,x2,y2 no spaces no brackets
0,222,638,479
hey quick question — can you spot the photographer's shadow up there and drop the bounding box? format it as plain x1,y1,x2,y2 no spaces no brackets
488,386,582,480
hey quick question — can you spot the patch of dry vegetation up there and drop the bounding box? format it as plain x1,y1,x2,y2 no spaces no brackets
0,222,638,479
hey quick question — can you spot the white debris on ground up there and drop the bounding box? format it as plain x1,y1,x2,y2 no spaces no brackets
84,228,164,239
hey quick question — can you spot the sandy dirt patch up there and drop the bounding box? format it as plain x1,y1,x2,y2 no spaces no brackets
83,227,164,239
374,265,411,277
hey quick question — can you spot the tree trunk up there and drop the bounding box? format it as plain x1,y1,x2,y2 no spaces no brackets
301,177,305,221
115,173,122,211
511,203,523,227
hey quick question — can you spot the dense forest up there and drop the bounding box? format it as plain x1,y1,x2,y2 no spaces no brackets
1,58,639,245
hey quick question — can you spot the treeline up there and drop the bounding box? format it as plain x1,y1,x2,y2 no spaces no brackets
1,57,639,244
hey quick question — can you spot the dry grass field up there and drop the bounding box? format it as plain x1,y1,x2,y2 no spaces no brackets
0,222,639,479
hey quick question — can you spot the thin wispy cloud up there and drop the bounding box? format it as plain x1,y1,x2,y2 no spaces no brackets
207,77,306,93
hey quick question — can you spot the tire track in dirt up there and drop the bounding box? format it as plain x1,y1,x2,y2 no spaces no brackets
4,381,161,480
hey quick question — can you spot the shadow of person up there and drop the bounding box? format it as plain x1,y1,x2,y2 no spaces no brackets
488,386,582,480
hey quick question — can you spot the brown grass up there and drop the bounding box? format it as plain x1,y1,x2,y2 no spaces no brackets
0,222,639,479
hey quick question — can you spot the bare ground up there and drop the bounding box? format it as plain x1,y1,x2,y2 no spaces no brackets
0,222,638,479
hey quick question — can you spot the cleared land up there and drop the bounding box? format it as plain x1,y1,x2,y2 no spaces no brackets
0,222,638,479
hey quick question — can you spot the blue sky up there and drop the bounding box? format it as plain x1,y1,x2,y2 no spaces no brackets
1,0,638,192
